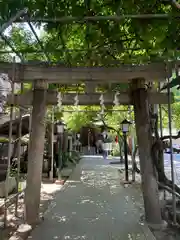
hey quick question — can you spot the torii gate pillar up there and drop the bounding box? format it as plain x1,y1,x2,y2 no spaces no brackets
131,78,163,226
25,80,47,225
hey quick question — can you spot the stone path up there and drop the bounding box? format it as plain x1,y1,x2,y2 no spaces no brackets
29,156,155,240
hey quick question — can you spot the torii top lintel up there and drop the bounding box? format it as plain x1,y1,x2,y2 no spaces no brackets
0,61,172,83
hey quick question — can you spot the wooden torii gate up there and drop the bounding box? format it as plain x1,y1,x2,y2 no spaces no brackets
1,61,173,226
7,90,173,106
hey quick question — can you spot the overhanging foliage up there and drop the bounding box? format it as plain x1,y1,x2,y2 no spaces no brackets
0,1,180,65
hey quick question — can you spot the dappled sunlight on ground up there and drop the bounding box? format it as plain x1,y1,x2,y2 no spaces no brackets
30,157,155,240
41,182,64,194
0,180,63,239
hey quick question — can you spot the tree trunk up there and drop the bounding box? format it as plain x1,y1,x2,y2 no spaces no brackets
25,81,47,225
131,79,162,225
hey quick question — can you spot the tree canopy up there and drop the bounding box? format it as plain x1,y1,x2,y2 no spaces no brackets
0,1,180,132
1,1,180,64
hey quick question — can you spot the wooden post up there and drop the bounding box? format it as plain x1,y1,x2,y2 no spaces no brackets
131,78,162,226
49,107,54,181
85,83,96,93
25,80,47,225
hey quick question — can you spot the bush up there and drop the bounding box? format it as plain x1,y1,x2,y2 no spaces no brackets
61,151,81,168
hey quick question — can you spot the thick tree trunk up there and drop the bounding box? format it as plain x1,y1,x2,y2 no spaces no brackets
131,79,162,225
25,81,47,225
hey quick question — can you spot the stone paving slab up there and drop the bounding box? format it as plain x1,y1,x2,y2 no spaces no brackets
29,157,155,240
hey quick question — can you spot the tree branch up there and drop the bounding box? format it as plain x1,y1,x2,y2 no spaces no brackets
101,118,119,133
158,182,180,198
161,131,180,141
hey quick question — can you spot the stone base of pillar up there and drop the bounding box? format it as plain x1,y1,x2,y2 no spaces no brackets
148,220,168,231
55,179,65,185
